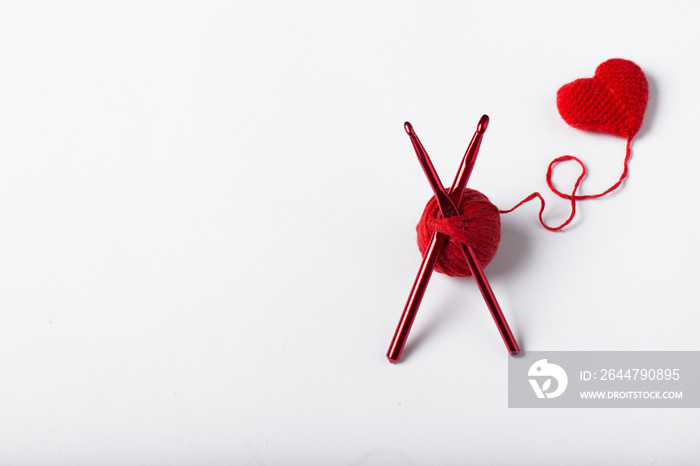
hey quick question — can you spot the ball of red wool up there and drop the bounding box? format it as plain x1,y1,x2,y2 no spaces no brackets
416,188,501,277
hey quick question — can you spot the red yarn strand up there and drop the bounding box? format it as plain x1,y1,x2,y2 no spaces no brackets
500,137,634,231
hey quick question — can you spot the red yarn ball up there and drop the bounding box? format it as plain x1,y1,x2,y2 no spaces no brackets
416,188,501,277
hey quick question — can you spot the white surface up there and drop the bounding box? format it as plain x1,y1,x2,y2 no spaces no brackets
1,1,699,464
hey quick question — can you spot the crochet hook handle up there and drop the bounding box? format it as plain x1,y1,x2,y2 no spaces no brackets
387,116,488,363
458,243,520,356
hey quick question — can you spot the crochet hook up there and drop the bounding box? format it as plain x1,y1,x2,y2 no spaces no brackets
406,122,520,357
387,116,489,363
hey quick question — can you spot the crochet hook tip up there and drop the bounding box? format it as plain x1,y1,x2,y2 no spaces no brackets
404,121,415,136
477,114,489,134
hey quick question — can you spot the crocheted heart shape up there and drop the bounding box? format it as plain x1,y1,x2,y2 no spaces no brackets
556,58,648,139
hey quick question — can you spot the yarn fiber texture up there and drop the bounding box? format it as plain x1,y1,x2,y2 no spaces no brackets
417,188,500,277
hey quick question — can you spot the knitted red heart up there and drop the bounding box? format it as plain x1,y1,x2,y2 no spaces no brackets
556,58,648,139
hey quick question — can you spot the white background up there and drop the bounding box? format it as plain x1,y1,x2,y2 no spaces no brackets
1,1,699,464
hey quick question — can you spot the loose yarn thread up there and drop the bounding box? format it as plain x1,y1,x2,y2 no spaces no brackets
499,137,633,231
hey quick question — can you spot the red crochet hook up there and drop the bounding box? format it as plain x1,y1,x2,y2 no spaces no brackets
387,117,520,362
406,121,520,356
387,116,487,363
